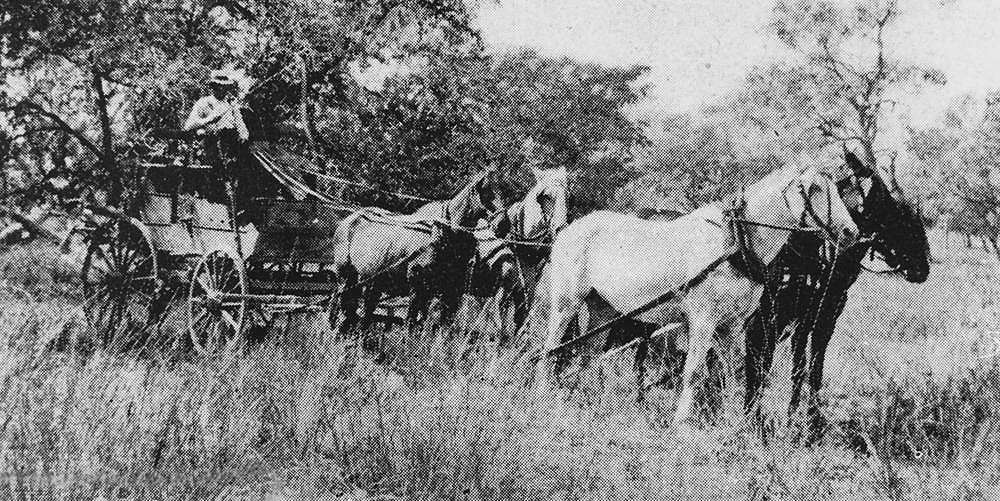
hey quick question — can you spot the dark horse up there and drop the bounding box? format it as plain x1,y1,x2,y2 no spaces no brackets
743,149,930,438
468,167,568,339
330,170,502,334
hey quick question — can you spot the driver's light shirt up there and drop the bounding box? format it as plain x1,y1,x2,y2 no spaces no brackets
185,96,248,139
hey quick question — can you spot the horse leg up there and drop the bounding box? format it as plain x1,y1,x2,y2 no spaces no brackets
805,324,834,442
744,309,777,426
672,313,717,428
337,268,361,338
498,259,527,345
787,323,811,418
327,287,341,334
534,287,583,396
804,286,851,441
407,291,427,331
360,286,383,353
438,288,463,326
788,280,820,418
633,323,655,402
360,286,381,327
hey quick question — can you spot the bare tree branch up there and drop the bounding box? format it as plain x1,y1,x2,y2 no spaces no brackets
7,102,102,158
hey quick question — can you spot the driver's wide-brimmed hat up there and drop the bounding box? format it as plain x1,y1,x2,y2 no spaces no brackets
208,69,238,86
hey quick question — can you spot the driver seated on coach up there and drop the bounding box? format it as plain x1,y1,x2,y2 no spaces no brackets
180,69,254,217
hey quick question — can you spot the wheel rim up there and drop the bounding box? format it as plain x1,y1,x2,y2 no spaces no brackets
188,250,247,355
81,218,158,343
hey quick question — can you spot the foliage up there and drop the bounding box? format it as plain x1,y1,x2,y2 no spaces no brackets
0,0,485,210
471,50,649,215
614,114,781,214
0,0,238,206
1,240,999,498
722,0,944,172
906,92,1000,253
317,48,650,213
2,1,649,217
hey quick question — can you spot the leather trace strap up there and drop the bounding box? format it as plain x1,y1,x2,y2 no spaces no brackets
797,176,839,242
726,195,768,284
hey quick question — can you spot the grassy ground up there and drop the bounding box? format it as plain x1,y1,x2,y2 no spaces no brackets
0,230,998,500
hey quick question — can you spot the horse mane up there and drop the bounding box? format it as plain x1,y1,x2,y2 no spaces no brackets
442,169,491,227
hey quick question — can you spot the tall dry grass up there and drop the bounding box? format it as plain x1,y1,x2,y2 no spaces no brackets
0,231,997,500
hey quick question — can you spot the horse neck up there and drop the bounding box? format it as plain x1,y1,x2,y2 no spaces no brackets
521,181,567,239
444,184,481,228
444,195,474,228
741,180,803,266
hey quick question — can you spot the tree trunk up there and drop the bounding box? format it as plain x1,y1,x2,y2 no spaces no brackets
91,67,119,205
298,53,320,194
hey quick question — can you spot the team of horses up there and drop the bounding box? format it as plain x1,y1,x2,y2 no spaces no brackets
323,146,930,439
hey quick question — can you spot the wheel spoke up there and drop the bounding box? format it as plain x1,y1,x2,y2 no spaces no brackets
196,275,214,295
221,310,240,332
81,220,157,342
191,310,211,330
209,256,223,289
106,300,125,334
209,322,221,349
188,251,245,354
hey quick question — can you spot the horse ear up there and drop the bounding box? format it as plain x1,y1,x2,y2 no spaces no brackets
492,210,511,237
843,146,873,177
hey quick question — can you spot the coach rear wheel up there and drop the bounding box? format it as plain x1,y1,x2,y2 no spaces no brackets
80,217,159,344
188,249,247,356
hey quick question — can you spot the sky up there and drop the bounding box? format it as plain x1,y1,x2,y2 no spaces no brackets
476,0,1000,127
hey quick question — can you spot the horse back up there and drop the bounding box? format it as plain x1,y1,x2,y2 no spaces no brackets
551,207,732,317
332,209,436,279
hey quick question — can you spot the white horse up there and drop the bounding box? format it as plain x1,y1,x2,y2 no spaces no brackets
535,165,859,427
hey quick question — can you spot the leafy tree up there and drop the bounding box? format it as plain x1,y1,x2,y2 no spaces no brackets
1,0,237,206
2,1,648,219
0,0,480,209
722,0,945,175
907,92,1000,254
471,49,650,215
323,48,651,214
615,114,780,215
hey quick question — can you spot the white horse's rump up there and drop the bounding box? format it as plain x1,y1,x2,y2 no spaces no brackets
536,166,858,426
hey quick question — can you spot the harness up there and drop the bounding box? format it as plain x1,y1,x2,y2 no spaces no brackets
544,174,841,358
725,196,768,284
720,177,835,284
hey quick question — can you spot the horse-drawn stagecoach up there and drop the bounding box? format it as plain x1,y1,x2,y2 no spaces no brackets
78,131,353,354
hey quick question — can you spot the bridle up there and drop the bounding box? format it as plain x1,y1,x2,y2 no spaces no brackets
787,173,841,243
441,171,504,231
723,173,845,283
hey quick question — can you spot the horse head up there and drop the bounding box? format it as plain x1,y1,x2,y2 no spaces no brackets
841,149,930,283
738,165,856,275
515,165,568,243
445,168,504,228
475,167,505,219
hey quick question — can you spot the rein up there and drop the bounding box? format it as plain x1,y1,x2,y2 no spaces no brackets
726,195,768,284
543,173,848,359
797,180,839,242
358,208,494,234
543,251,733,357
